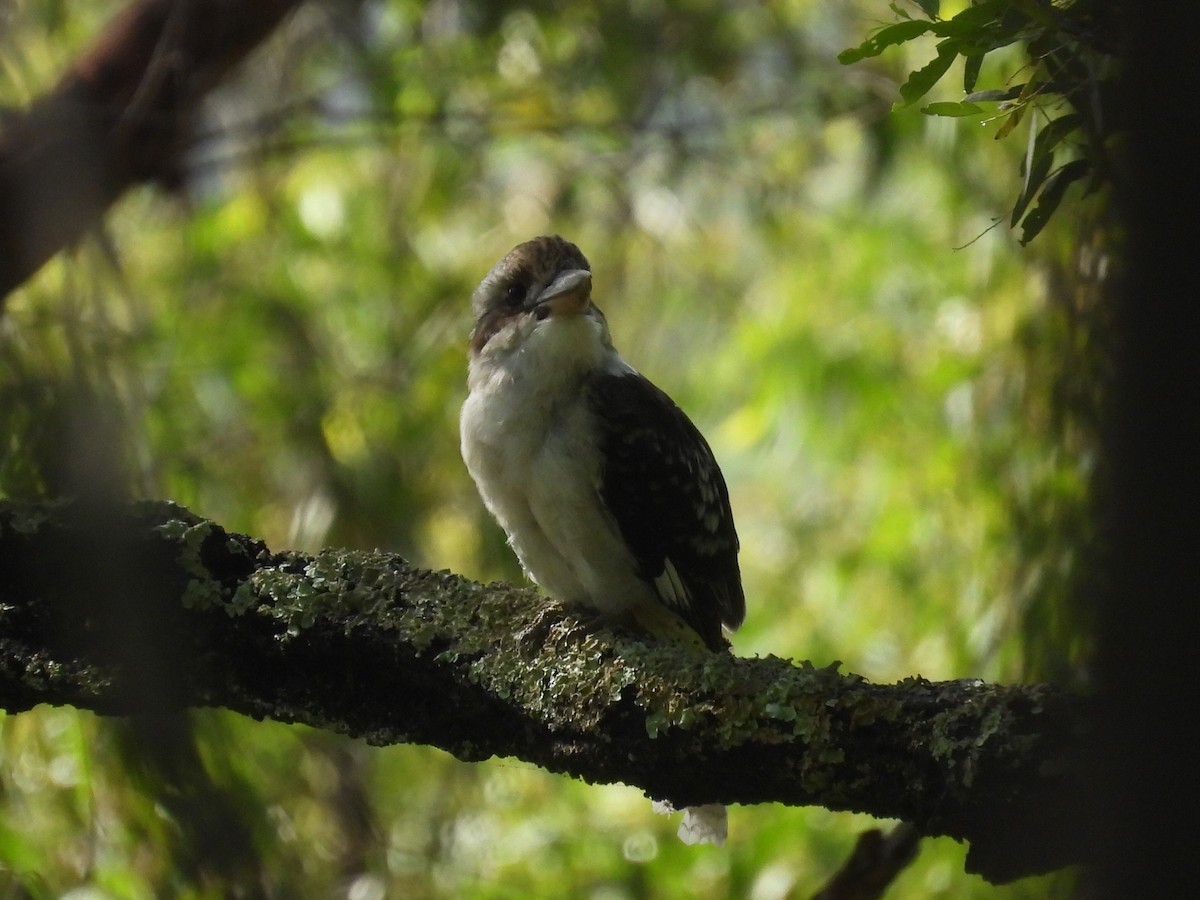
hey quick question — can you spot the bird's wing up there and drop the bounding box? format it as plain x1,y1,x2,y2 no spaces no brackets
585,371,744,650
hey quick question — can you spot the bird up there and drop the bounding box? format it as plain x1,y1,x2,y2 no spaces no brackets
459,234,745,846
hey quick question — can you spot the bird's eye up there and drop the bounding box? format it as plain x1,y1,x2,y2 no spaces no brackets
502,282,525,308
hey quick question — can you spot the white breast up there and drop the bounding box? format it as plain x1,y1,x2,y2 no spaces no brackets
460,313,654,615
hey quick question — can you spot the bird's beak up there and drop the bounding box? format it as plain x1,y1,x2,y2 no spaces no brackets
533,269,592,320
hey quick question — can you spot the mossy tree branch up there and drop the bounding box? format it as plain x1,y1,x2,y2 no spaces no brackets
0,497,1088,884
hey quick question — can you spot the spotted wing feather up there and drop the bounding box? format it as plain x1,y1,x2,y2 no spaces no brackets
585,372,744,650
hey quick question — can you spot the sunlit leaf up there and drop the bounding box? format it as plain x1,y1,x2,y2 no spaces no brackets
837,20,931,65
930,0,1005,37
896,42,958,107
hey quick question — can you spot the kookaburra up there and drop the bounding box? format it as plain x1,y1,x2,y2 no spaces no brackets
460,234,744,650
459,235,745,846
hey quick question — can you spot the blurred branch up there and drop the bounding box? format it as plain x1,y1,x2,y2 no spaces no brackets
1,497,1089,884
812,822,922,900
0,0,303,302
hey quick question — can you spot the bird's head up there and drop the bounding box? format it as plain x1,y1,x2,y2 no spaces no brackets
469,235,607,358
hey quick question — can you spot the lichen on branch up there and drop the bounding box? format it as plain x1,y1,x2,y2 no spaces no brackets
0,497,1089,883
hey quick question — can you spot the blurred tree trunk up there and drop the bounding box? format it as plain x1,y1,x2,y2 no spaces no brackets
1085,5,1200,897
0,0,303,302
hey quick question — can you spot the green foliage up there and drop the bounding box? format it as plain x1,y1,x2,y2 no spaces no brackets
1,0,1094,896
840,0,1117,243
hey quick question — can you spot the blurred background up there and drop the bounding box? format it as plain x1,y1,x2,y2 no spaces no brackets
1,0,1102,896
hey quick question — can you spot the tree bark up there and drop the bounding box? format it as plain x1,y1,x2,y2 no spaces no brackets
0,0,303,301
0,497,1090,885
1086,4,1200,896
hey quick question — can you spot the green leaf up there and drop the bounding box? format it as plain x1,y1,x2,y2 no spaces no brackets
838,20,932,65
1012,130,1053,226
994,104,1024,140
963,53,982,93
964,87,1023,103
921,101,984,117
896,42,957,107
1018,159,1091,244
1010,115,1083,226
1032,113,1083,162
931,0,1005,37
914,0,941,17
